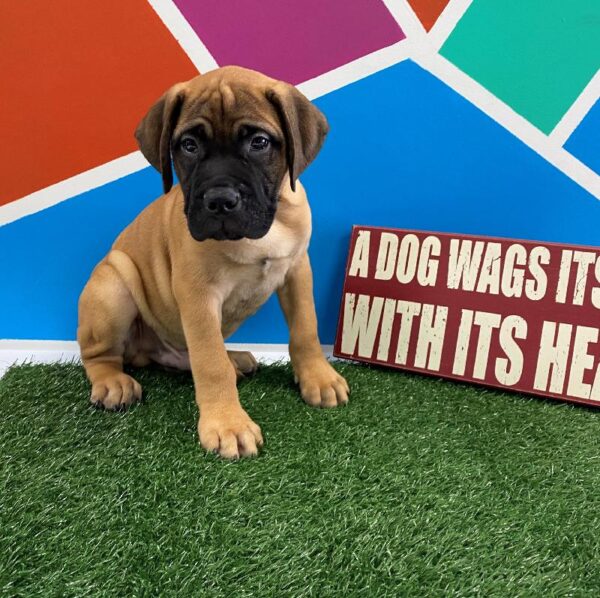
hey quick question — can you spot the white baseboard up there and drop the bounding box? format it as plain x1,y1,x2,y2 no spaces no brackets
0,340,334,378
0,340,79,378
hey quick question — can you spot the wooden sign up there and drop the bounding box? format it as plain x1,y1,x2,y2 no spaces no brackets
333,226,600,407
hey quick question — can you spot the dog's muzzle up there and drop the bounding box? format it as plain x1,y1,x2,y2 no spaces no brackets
186,178,253,241
185,171,276,242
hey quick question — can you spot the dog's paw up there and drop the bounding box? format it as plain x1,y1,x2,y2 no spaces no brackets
199,405,263,459
295,359,350,408
90,373,142,410
228,350,259,379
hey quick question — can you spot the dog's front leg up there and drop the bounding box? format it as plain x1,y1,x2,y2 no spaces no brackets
278,253,350,408
178,294,263,459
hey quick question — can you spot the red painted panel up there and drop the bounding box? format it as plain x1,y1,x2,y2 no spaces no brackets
334,226,600,407
0,1,198,206
407,0,450,31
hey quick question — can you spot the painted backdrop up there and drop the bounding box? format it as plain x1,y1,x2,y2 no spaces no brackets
1,0,599,344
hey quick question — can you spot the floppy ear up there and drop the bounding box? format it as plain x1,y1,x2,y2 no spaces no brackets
267,83,329,192
134,84,186,193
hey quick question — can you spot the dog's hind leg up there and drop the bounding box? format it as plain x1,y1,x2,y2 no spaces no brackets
228,350,259,379
77,262,142,410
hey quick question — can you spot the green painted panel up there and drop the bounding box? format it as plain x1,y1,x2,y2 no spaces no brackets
441,0,600,133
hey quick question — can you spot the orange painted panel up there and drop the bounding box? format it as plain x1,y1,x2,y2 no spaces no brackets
0,1,198,206
407,0,450,30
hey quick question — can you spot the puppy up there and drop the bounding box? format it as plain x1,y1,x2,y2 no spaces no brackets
77,66,349,458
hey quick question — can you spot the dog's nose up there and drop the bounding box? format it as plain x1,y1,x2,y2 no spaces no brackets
202,186,241,215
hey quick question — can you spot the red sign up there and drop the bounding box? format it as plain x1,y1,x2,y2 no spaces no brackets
333,226,600,407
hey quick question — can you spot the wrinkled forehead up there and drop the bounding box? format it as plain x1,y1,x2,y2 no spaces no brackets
174,77,282,141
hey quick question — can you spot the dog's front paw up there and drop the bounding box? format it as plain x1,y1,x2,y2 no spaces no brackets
295,359,350,408
199,405,263,459
90,372,142,410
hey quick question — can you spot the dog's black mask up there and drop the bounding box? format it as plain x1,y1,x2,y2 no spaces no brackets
173,126,280,242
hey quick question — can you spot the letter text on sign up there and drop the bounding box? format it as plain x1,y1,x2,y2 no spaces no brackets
335,226,600,408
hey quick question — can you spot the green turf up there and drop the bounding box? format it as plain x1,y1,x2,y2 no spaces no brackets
2,362,600,596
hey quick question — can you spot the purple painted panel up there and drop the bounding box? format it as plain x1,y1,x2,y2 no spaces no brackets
173,0,405,84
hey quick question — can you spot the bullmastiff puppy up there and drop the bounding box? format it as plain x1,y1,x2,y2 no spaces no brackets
77,66,350,459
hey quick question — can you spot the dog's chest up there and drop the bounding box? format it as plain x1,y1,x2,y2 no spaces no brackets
215,214,309,337
220,255,292,336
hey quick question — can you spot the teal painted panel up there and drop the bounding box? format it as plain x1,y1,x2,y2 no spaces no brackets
441,0,600,133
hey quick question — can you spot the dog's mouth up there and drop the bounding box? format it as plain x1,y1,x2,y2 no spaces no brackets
187,218,273,242
207,221,244,242
188,219,242,242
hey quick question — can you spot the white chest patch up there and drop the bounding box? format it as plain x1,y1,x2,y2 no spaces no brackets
216,211,310,338
220,255,294,338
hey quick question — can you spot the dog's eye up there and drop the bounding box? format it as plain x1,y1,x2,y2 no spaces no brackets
250,135,270,151
181,136,198,154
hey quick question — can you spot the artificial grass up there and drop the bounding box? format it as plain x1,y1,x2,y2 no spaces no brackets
1,362,600,597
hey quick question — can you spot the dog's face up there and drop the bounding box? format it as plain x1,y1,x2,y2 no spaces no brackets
135,66,328,242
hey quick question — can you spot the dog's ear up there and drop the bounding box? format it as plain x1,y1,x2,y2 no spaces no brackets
135,84,186,193
267,83,329,192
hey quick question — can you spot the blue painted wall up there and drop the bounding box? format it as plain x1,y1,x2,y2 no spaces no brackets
1,61,599,343
565,100,600,175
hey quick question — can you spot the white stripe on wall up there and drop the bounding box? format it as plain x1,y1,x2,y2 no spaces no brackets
0,151,150,227
298,40,413,101
550,70,600,147
428,0,473,51
381,0,427,41
146,0,219,73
